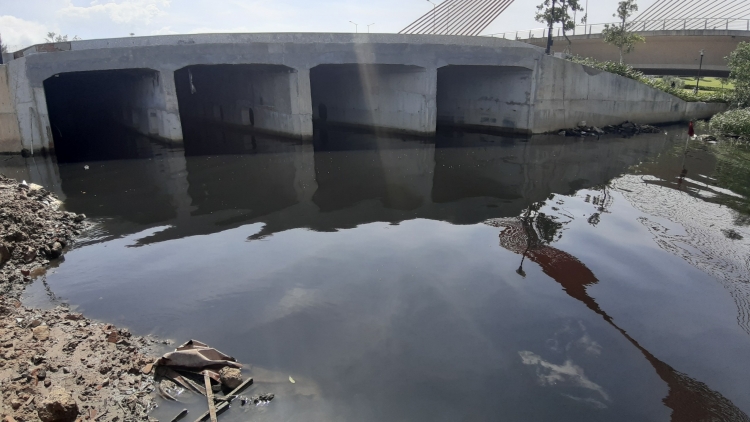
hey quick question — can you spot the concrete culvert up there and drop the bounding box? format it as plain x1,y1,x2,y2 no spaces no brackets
43,68,164,162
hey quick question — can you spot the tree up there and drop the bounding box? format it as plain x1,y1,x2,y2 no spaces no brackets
727,41,750,107
602,0,645,64
536,0,583,55
44,32,80,43
0,34,7,54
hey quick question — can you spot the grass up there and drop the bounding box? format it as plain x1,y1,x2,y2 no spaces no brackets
681,77,735,90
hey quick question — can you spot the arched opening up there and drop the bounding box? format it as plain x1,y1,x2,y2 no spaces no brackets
174,64,309,146
309,64,434,134
436,65,533,135
43,68,165,162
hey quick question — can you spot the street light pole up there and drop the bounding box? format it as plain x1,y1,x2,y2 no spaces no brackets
350,21,359,34
695,49,704,93
427,0,437,34
545,0,557,55
367,23,375,33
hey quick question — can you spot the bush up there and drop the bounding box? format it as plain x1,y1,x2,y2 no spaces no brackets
728,41,750,107
661,76,685,89
567,56,728,103
710,108,750,137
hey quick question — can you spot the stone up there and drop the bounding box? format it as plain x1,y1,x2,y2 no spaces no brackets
73,214,86,223
36,387,79,422
33,325,50,341
0,243,10,264
49,242,63,259
23,247,37,263
219,367,243,389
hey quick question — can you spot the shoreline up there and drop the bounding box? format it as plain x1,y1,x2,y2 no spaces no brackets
1,175,160,422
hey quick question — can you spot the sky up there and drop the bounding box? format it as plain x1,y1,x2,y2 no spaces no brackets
0,0,656,51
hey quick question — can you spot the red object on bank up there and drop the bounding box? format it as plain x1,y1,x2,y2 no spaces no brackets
688,121,695,137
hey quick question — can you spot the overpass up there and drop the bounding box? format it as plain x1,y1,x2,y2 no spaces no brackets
0,33,726,155
490,19,750,77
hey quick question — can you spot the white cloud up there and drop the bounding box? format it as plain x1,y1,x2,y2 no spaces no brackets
58,0,171,25
0,15,50,51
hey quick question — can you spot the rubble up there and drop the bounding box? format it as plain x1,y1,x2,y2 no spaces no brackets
0,175,161,422
557,121,662,138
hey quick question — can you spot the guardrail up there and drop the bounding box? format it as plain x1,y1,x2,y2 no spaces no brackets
486,18,750,40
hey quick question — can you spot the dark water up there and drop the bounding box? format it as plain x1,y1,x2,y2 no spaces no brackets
3,124,750,421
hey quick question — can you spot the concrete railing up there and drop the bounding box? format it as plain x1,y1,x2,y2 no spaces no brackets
486,18,750,40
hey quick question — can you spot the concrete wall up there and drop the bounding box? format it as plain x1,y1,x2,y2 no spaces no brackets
175,64,312,139
532,55,728,132
0,65,22,153
437,65,533,134
0,33,733,154
310,64,436,134
522,30,750,76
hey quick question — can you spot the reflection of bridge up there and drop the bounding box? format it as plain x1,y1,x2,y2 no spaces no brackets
488,20,750,77
0,34,726,155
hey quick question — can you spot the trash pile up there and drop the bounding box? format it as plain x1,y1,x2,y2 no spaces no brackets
149,340,272,422
557,121,661,137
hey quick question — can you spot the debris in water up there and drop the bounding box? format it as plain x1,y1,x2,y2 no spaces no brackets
84,165,89,170
289,376,296,384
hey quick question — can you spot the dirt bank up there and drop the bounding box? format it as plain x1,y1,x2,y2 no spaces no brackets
0,175,159,422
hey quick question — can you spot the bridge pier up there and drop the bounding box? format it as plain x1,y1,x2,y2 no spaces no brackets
310,64,436,135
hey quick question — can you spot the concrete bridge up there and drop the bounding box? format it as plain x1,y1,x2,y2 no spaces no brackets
0,33,727,155
500,28,750,77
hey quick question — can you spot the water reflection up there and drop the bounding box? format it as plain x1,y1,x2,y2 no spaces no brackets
489,209,750,421
5,124,750,420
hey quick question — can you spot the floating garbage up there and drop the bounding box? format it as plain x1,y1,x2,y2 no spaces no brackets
148,340,273,422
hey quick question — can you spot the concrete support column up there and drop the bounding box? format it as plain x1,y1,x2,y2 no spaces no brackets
0,65,23,153
7,59,53,154
157,70,184,141
290,68,314,140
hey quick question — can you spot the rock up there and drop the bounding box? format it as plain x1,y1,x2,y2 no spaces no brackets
0,243,10,264
37,369,47,380
73,214,86,223
593,127,605,134
621,122,635,128
44,379,52,388
23,247,37,263
49,242,63,259
558,131,566,136
36,387,79,422
577,121,587,127
219,367,243,389
64,313,84,321
33,325,50,341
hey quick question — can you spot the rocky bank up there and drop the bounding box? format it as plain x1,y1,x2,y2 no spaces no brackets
0,175,160,422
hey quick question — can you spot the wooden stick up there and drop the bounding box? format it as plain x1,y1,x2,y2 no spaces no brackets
192,377,253,422
203,373,218,422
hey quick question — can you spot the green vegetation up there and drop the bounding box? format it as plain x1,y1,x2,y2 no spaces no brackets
705,42,750,138
535,0,584,53
568,56,728,103
728,41,750,108
710,108,750,138
602,0,645,64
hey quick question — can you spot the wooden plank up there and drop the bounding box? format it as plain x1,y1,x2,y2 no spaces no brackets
192,377,253,422
203,373,218,422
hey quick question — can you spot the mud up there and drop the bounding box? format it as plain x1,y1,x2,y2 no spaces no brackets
0,175,161,422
